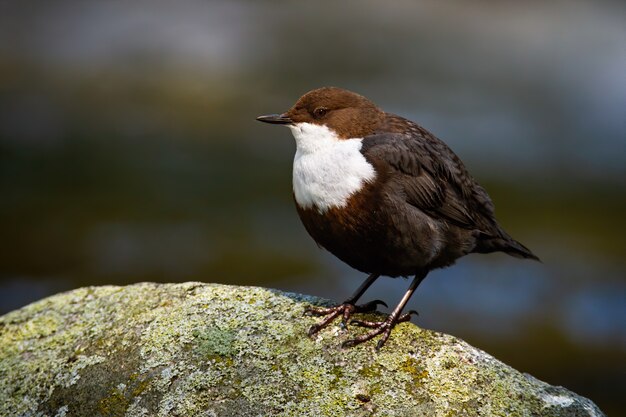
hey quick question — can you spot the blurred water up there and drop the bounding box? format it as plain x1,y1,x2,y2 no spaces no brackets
1,0,625,414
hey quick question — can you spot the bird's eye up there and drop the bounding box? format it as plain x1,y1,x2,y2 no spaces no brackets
313,107,328,118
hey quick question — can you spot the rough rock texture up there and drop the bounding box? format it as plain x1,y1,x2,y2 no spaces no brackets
0,282,605,417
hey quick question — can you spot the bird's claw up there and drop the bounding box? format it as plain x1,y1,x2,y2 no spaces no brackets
344,310,418,350
305,299,388,336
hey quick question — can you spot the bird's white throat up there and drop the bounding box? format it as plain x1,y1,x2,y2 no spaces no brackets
288,122,376,213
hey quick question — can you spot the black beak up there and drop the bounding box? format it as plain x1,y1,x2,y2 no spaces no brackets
256,113,293,125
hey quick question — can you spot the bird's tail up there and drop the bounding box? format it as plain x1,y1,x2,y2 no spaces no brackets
474,229,540,261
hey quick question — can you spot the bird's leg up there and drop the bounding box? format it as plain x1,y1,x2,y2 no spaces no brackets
305,273,383,336
344,271,427,350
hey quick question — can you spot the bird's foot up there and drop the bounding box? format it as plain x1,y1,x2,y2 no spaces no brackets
304,299,387,336
343,310,418,350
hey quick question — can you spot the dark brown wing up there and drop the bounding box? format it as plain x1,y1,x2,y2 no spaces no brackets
361,118,497,234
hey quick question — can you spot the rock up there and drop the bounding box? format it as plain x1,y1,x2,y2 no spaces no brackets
0,282,605,417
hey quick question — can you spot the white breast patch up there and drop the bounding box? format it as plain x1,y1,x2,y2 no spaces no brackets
288,122,376,213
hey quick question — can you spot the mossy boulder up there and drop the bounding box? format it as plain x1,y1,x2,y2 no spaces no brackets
0,282,605,417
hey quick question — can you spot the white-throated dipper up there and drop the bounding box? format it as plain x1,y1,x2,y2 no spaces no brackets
257,87,539,350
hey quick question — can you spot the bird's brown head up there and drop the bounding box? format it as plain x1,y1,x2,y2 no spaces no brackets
257,87,384,139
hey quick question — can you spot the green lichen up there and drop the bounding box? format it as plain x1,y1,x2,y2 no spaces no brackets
0,282,605,417
192,327,237,358
98,384,130,416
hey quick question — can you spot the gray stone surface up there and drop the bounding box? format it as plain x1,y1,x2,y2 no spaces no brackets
0,282,605,417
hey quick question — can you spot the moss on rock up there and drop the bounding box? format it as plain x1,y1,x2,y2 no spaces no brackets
0,282,605,417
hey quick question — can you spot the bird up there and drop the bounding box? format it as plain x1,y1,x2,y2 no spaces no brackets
256,87,539,350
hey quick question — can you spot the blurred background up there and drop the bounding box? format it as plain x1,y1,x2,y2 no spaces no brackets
1,0,624,413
